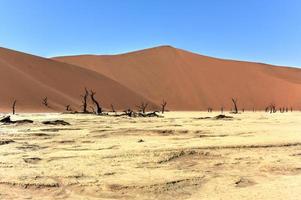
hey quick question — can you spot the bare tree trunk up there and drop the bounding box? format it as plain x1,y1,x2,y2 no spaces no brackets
124,108,134,117
81,88,89,113
136,102,148,114
111,104,117,115
231,98,238,114
161,100,167,114
90,90,102,114
65,105,72,111
42,97,49,107
12,100,17,115
269,103,276,113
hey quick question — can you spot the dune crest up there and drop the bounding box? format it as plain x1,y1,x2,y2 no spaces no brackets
53,45,301,110
0,47,155,112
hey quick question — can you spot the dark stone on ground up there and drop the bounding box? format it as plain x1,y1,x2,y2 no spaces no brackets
42,120,70,126
0,116,33,124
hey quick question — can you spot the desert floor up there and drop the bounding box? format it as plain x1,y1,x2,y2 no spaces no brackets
0,112,300,200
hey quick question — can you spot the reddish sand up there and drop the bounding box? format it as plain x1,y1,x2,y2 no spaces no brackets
53,45,301,110
0,47,155,112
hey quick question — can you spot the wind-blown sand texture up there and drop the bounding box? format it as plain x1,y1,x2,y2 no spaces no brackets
0,112,300,199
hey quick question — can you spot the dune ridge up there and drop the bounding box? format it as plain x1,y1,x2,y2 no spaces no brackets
0,47,156,112
53,45,301,110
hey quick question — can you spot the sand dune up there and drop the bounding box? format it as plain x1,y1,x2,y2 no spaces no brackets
54,46,301,110
0,47,155,112
1,45,301,112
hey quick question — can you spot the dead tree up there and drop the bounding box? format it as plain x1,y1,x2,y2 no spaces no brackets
12,100,17,115
90,90,102,114
111,104,117,115
231,98,238,114
81,88,89,113
65,105,72,111
221,106,224,114
42,97,49,107
136,102,148,114
161,100,167,114
269,103,276,113
124,108,134,117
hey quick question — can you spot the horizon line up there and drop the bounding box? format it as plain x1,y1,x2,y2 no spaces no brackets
1,44,300,69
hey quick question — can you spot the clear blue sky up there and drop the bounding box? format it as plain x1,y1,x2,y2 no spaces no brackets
0,0,301,67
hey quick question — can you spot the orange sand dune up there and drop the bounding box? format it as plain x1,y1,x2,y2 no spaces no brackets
54,46,301,110
0,47,155,112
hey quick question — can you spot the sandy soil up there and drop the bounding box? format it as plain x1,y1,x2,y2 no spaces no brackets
0,112,300,199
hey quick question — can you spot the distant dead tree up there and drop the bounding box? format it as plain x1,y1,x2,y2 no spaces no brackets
90,90,102,114
81,88,89,113
280,107,283,113
269,103,276,113
111,104,116,114
136,102,148,114
221,106,224,114
290,107,293,112
231,98,238,114
124,108,134,117
12,100,17,114
207,107,213,112
65,105,72,111
161,100,167,114
42,97,49,107
242,108,245,113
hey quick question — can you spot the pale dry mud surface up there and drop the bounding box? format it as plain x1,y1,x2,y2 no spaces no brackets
0,112,300,200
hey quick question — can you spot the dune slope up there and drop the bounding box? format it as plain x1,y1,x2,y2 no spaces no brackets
0,47,155,112
54,46,301,110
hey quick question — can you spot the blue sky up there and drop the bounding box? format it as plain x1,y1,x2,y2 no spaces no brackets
0,0,301,67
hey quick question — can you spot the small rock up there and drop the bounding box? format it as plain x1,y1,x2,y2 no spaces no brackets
42,120,70,126
0,116,33,124
23,157,42,164
214,114,233,120
235,177,256,187
0,139,15,145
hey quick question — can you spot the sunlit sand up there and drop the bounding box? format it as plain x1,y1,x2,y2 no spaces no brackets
0,112,300,199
